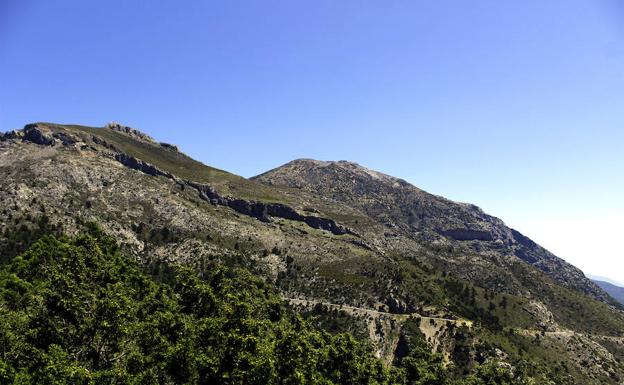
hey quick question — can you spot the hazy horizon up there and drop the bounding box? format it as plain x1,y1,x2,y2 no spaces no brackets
1,1,623,283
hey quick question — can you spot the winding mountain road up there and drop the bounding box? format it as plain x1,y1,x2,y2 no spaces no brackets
285,297,473,327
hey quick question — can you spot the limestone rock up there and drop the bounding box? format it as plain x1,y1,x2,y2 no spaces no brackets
0,130,24,141
160,142,179,152
105,122,156,143
23,124,55,145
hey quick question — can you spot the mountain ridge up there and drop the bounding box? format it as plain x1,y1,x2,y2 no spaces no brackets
589,274,624,287
2,122,623,384
252,158,610,303
593,280,624,306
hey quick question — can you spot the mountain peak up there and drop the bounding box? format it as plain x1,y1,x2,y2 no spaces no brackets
253,158,609,303
262,158,404,186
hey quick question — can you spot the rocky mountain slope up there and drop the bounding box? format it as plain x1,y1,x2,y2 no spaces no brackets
1,122,623,384
253,159,610,302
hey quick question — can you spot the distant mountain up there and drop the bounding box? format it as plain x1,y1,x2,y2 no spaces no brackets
593,279,624,305
588,274,624,287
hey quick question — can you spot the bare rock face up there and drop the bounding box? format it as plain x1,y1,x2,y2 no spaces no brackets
0,130,24,141
23,124,55,145
159,142,179,152
3,124,80,146
105,122,156,143
53,131,80,145
114,153,174,179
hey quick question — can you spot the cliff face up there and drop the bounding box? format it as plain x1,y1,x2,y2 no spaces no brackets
2,123,624,384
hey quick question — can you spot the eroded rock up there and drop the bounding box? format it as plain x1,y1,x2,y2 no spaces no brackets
113,153,352,235
114,153,174,179
105,122,156,143
0,130,24,141
160,142,179,152
23,124,55,145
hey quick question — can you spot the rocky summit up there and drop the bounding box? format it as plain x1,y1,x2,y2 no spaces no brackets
1,122,624,384
253,159,609,301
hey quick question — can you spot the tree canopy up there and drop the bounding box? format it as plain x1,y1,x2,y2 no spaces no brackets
0,226,531,384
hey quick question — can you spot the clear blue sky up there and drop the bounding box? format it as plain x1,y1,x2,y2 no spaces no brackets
1,1,623,282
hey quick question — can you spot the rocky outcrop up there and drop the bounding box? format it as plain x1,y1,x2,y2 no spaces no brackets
4,124,79,146
23,124,55,145
91,135,120,152
186,181,227,205
302,214,351,235
105,122,156,143
53,131,80,145
160,142,179,152
0,130,24,141
112,153,352,236
385,294,409,313
114,153,174,179
186,181,351,235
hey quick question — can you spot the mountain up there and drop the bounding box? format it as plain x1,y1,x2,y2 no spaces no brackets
1,122,624,384
589,274,624,287
593,280,624,305
253,159,609,302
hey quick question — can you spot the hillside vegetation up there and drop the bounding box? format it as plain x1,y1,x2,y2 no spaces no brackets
0,226,543,384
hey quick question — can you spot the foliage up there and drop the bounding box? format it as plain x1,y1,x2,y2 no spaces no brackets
0,227,529,384
0,214,61,264
0,226,392,384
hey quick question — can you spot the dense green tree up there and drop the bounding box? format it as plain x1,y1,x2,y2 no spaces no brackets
0,227,397,384
0,226,530,384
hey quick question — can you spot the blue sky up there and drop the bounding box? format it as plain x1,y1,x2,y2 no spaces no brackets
1,1,623,283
